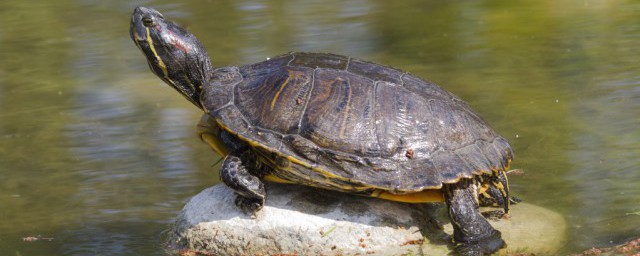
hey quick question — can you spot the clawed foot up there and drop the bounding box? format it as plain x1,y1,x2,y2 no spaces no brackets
453,229,505,256
234,195,263,217
220,149,267,218
509,196,523,204
481,210,508,220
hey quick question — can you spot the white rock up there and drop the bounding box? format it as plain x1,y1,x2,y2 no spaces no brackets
167,184,566,255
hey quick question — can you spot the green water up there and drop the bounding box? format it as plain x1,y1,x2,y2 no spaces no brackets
0,1,638,255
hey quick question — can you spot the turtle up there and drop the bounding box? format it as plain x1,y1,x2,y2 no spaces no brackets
130,6,514,256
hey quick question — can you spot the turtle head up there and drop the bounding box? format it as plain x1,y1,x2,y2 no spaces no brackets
130,6,212,108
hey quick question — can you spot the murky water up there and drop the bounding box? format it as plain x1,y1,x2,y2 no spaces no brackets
1,0,638,255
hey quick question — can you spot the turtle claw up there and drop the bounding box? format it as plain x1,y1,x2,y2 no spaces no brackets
481,210,506,220
234,195,263,217
509,196,523,204
453,229,505,256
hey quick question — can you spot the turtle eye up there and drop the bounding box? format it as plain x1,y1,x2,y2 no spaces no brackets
142,17,154,27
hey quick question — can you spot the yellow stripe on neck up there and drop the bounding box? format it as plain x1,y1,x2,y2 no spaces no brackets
145,27,169,78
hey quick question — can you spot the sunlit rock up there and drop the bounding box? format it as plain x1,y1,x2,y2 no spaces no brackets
166,184,566,255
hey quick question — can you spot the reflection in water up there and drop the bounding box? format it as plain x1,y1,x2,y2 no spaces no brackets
234,0,376,61
63,88,197,254
569,74,640,247
0,0,638,255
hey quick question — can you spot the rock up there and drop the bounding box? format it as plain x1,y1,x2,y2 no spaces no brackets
166,184,566,255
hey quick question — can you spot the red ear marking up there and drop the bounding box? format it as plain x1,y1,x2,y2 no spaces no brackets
167,30,190,53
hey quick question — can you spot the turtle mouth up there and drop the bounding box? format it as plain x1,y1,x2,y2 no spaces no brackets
129,24,146,47
130,8,148,44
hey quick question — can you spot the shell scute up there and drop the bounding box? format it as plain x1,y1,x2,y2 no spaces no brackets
208,52,512,191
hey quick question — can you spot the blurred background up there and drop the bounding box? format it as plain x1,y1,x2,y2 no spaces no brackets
0,0,638,255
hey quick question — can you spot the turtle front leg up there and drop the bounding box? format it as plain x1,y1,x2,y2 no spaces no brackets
220,149,266,217
444,179,505,256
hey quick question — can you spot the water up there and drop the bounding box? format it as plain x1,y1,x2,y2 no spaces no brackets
0,0,638,255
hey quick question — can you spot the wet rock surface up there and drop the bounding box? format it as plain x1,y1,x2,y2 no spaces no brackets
166,184,566,255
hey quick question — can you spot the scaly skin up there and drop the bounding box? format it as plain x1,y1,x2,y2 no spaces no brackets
445,179,506,255
219,148,266,216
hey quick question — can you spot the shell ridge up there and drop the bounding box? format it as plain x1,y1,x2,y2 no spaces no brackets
286,53,296,66
372,81,382,158
295,68,318,135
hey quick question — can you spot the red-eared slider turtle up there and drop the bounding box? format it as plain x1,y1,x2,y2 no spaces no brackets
130,7,514,256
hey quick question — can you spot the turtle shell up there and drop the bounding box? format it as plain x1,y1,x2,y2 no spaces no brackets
201,52,513,193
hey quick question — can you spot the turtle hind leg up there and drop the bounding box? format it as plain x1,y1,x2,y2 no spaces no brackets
220,149,266,217
479,187,522,208
479,170,520,215
492,169,511,214
444,178,505,256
